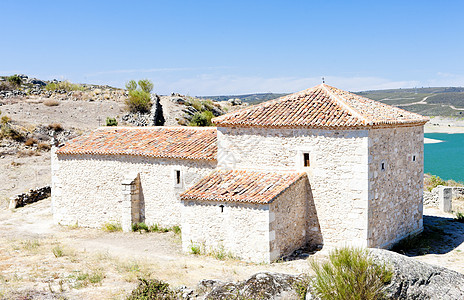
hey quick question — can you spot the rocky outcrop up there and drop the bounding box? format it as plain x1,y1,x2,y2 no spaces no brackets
197,272,303,300
369,249,464,299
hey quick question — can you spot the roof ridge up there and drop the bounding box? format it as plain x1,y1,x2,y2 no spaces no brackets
320,84,372,125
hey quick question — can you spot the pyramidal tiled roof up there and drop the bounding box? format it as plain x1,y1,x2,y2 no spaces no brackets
212,84,429,129
56,127,217,161
180,169,306,204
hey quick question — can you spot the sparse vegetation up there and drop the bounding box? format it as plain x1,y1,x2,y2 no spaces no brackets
69,269,105,288
125,79,153,113
7,75,22,87
455,211,464,223
45,80,84,92
190,243,201,255
52,245,64,258
37,142,51,151
310,247,392,300
102,221,122,232
425,175,447,192
106,117,118,126
189,111,214,126
131,222,180,235
127,278,178,300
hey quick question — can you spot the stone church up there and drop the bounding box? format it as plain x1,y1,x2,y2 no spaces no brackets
51,84,429,263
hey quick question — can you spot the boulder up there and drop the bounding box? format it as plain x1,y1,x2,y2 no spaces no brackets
369,249,464,299
200,272,302,300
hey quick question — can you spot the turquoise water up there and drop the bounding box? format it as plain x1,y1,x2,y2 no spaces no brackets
424,133,464,182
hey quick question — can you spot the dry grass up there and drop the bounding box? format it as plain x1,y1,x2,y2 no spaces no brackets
17,150,39,157
47,123,63,132
43,99,60,107
24,138,37,146
37,142,51,151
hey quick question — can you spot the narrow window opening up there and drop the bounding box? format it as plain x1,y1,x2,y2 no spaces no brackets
381,162,385,170
412,155,416,162
219,205,224,213
303,153,310,167
175,170,181,185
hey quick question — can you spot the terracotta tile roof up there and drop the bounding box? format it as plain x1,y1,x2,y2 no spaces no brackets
56,127,217,161
180,169,306,204
212,84,429,129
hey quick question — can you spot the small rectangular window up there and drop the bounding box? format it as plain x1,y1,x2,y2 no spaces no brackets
176,170,181,185
381,162,385,170
303,153,310,167
412,155,416,162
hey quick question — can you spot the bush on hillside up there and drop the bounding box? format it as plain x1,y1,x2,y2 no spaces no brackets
45,80,84,92
106,117,118,126
310,247,392,300
7,75,22,86
189,111,214,127
125,79,154,113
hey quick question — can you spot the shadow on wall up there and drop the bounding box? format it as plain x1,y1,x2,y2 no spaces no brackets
391,214,464,256
280,178,323,262
138,179,145,223
306,178,323,248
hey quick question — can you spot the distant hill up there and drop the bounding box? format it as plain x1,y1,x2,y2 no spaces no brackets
200,93,288,105
356,87,464,117
202,87,464,117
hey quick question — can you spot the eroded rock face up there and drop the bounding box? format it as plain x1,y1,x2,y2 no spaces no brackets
369,249,464,299
199,272,302,300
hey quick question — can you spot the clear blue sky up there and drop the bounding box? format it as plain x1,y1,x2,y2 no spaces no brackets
1,0,463,95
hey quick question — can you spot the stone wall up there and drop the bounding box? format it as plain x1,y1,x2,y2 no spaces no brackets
9,186,51,209
181,200,271,263
217,127,370,247
367,126,424,248
52,148,215,228
269,177,322,261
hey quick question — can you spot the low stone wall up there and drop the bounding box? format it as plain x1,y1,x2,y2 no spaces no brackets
423,186,464,209
9,186,51,209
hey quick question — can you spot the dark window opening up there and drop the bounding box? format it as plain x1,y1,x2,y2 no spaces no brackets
381,162,385,170
412,155,416,162
303,153,310,167
219,205,224,213
176,170,181,185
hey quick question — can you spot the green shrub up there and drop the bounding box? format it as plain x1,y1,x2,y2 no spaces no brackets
310,247,392,300
425,175,447,192
189,111,214,127
127,278,177,300
190,98,203,111
102,221,122,232
455,211,464,223
148,224,159,232
190,243,201,255
7,75,22,86
132,222,149,232
106,117,118,126
171,225,181,235
125,79,154,113
45,80,84,92
126,90,152,113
